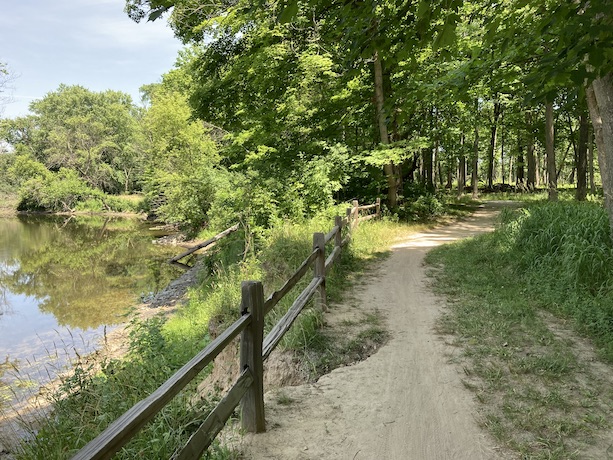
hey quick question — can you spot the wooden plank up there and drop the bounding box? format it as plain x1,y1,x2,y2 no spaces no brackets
262,277,322,360
263,249,318,315
71,313,251,460
341,236,351,248
313,232,327,312
358,203,378,210
240,282,265,433
173,369,254,460
325,246,341,274
169,223,239,263
169,260,190,270
334,216,343,249
324,225,339,244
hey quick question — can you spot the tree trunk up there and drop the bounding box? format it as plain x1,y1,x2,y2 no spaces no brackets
526,112,536,190
517,142,525,186
472,126,479,198
576,109,589,201
422,147,433,191
501,109,505,185
487,101,502,189
546,100,558,201
458,133,466,196
508,155,514,185
587,74,613,237
589,126,595,194
374,50,396,207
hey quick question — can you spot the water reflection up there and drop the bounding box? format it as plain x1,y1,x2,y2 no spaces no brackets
0,215,182,407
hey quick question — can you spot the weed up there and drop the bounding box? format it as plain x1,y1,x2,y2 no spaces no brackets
275,391,294,406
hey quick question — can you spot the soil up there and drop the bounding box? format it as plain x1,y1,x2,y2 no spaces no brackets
239,202,515,460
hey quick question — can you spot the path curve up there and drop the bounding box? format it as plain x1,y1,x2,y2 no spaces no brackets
241,202,513,460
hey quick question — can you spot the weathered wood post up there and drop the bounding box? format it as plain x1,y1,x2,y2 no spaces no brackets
313,232,327,311
352,200,359,229
376,197,381,218
334,215,342,249
240,281,265,433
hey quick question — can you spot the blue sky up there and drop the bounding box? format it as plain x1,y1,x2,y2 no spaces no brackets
0,0,183,118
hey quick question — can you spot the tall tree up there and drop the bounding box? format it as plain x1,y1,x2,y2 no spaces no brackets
545,100,557,201
576,107,589,201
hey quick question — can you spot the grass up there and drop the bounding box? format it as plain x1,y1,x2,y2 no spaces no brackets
426,199,613,458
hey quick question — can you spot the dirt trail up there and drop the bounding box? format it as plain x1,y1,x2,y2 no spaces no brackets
241,202,513,460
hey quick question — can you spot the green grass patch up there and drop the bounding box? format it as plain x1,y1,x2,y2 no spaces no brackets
426,200,613,458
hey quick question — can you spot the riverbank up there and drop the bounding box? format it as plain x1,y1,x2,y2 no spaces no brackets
0,249,199,459
0,214,187,459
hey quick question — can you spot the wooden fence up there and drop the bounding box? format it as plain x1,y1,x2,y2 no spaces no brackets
72,199,381,460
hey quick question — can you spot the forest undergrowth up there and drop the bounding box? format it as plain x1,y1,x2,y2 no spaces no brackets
426,198,613,459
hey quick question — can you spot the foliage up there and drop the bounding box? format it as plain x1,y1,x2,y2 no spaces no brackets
140,86,223,233
408,194,445,221
17,168,96,212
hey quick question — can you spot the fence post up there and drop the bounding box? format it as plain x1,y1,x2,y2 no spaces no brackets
240,281,265,433
334,215,342,249
313,232,327,311
352,200,359,229
376,197,381,218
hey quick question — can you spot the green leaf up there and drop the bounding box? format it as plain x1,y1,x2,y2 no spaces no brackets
433,19,457,50
279,0,298,24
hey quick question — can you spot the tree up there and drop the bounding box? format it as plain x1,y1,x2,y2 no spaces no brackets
478,0,613,229
3,85,143,194
0,62,15,115
141,84,223,232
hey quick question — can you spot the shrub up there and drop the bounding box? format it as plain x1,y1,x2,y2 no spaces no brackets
17,168,98,212
408,194,444,220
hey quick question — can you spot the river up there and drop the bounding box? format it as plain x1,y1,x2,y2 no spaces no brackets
0,215,183,410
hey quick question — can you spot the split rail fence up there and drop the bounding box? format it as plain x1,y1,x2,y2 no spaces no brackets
72,198,381,460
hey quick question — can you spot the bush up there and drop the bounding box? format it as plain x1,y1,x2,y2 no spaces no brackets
408,193,444,220
17,168,98,212
145,166,228,234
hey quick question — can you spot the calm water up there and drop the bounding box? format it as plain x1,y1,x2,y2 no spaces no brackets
0,215,182,407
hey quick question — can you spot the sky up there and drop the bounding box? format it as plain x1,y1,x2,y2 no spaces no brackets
0,0,183,119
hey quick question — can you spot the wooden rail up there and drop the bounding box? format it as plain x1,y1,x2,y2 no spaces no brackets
72,199,381,460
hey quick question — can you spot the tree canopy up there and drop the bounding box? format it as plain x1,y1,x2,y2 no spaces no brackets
1,0,613,234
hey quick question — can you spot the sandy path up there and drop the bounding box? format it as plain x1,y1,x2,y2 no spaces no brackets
241,203,512,460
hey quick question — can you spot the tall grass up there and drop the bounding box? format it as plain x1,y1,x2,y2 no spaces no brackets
499,202,613,356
